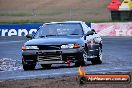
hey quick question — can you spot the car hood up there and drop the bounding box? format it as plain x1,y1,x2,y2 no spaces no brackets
25,36,84,45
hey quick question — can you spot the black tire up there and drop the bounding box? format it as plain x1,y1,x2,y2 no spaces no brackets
75,50,87,67
75,61,85,67
91,58,102,65
23,64,35,71
91,47,102,65
22,59,36,71
41,64,52,69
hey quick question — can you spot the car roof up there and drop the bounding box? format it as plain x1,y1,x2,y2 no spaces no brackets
44,21,84,25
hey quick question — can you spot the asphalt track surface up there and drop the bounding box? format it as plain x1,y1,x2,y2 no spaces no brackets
0,36,132,80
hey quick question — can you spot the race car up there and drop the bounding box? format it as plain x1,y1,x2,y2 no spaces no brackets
22,21,102,70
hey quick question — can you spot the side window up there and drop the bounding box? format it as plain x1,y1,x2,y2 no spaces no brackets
82,22,91,34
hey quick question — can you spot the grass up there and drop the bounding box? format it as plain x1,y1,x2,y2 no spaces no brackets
0,0,112,23
0,9,111,23
0,19,127,24
0,0,129,24
0,13,32,16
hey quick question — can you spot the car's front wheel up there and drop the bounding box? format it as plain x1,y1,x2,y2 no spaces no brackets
91,47,102,64
23,64,36,71
22,59,36,71
75,49,88,67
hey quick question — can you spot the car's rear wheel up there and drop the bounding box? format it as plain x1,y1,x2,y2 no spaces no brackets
41,64,52,69
91,47,102,64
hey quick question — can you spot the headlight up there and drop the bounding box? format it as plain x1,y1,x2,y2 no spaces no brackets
22,45,39,51
26,46,39,49
61,44,80,49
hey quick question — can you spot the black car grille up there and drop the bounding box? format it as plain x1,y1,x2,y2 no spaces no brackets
37,52,62,61
37,45,61,50
38,55,62,61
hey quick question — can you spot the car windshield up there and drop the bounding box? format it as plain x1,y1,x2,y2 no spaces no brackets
35,23,83,38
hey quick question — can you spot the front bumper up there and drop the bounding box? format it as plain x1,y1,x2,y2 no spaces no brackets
22,44,100,64
22,48,83,64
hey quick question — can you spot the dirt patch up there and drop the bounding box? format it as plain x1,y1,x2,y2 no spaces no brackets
0,73,132,88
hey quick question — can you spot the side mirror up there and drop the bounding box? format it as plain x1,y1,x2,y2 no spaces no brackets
86,31,94,36
26,34,33,39
91,29,95,32
91,29,97,34
84,31,94,40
